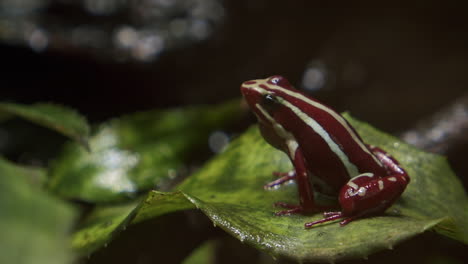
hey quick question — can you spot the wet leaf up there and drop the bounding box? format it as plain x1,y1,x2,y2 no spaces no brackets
176,114,467,261
0,102,90,149
342,114,468,244
48,100,242,202
0,157,76,264
72,191,195,255
133,191,195,224
71,203,138,255
70,113,468,261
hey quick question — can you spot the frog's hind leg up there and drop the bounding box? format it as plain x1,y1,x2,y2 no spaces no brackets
305,212,343,228
305,210,368,228
264,171,296,189
273,201,303,215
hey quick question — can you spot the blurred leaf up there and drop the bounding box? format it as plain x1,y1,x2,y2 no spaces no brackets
72,191,195,255
0,102,90,149
48,100,242,202
0,156,46,187
70,113,468,261
0,157,76,264
182,240,217,264
71,202,138,255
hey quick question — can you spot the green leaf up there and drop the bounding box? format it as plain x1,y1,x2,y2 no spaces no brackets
0,156,47,187
0,102,90,149
72,191,195,255
176,114,467,261
48,100,242,203
182,240,217,264
133,191,195,224
71,202,138,255
0,157,76,264
342,114,468,243
71,113,468,261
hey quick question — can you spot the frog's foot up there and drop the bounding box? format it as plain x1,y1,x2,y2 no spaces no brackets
274,202,338,216
273,202,303,215
305,211,344,228
264,171,296,189
305,211,365,228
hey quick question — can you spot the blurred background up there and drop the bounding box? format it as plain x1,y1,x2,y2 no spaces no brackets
1,1,467,263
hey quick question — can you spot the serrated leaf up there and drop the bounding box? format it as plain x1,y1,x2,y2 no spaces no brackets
71,191,195,255
176,114,468,261
343,113,468,243
71,203,138,255
134,191,195,223
48,100,242,202
0,157,76,264
70,113,468,261
0,102,90,149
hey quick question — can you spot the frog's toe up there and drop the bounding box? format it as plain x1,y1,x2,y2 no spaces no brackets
273,202,303,215
323,211,342,217
304,212,344,228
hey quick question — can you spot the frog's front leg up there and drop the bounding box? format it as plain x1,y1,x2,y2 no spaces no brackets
273,147,316,215
264,171,296,189
305,148,410,228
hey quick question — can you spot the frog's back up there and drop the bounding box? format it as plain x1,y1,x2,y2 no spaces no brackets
267,83,387,190
240,75,387,192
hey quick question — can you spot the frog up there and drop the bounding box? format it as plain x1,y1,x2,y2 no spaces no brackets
240,75,410,227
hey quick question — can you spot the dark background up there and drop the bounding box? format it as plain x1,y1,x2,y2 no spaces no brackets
3,3,467,127
1,1,467,263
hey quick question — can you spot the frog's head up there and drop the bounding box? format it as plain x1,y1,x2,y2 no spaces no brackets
241,75,299,151
240,75,295,125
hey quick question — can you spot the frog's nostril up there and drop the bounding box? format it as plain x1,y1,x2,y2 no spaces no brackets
240,82,255,93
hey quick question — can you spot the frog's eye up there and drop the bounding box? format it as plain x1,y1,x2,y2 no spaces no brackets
262,94,280,112
270,77,281,84
269,75,290,87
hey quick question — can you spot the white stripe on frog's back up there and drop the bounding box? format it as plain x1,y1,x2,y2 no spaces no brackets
280,99,360,177
252,86,360,177
258,81,382,167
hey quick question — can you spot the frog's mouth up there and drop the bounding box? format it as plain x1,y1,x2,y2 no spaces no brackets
240,82,262,108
